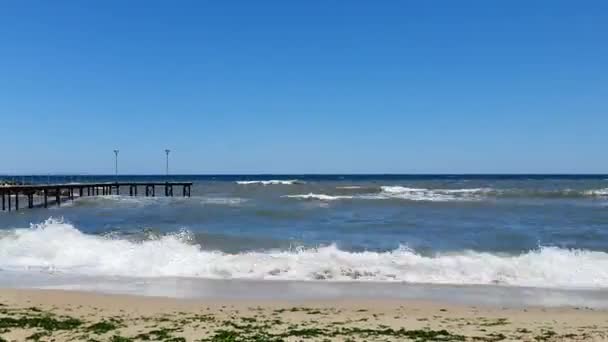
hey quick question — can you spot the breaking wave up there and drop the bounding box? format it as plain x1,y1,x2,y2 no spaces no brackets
236,180,303,185
285,194,355,201
1,219,608,289
584,188,608,196
377,186,491,201
286,186,608,202
286,187,491,202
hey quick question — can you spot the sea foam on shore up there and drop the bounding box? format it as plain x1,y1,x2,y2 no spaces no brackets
1,218,607,289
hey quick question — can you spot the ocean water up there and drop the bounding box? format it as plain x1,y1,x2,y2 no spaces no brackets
1,175,608,292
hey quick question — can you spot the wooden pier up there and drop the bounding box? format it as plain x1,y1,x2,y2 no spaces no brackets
0,182,192,211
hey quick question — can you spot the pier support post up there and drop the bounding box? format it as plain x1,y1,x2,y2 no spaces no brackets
56,188,60,206
79,187,83,197
87,187,90,196
70,188,74,201
15,192,19,211
145,186,149,197
116,185,120,195
129,186,133,196
7,191,11,211
28,194,33,208
1,192,5,211
44,189,48,208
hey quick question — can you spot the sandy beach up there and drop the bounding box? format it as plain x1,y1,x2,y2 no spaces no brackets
0,288,606,341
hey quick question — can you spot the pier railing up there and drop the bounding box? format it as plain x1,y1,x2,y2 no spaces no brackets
0,182,192,211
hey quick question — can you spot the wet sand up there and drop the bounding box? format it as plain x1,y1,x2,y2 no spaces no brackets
1,288,607,341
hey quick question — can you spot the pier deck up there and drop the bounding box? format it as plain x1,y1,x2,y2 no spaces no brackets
0,182,192,211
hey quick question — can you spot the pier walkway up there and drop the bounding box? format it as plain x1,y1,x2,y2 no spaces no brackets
0,182,192,211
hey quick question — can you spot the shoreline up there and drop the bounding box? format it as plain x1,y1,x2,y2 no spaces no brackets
2,271,608,309
1,288,608,341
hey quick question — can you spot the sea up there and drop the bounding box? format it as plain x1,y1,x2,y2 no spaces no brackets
1,174,608,307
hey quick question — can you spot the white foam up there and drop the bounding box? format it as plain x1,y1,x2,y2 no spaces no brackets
284,193,354,201
286,187,491,202
377,186,491,201
584,188,608,196
336,186,363,189
1,219,608,289
236,180,302,185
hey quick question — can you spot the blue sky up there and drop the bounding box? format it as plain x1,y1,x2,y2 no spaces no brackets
1,1,606,174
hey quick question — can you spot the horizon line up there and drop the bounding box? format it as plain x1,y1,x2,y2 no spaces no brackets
1,173,607,176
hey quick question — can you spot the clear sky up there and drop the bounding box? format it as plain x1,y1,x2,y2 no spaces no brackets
1,1,606,174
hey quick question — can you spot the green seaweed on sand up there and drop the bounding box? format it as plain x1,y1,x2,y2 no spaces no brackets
203,322,467,342
110,336,134,342
25,331,51,341
134,327,185,341
0,314,83,331
86,320,121,334
534,330,557,341
474,333,507,341
479,318,509,327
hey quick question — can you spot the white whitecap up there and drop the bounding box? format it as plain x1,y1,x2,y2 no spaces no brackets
583,188,608,196
376,186,492,201
286,186,492,202
2,218,608,289
284,193,354,201
236,180,303,185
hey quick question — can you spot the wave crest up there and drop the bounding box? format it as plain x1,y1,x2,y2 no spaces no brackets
286,187,490,202
1,219,608,289
378,186,490,201
236,180,303,185
584,188,608,196
285,193,354,201
286,186,608,202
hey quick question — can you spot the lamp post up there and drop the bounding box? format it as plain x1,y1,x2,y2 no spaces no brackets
113,149,119,182
164,149,170,179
